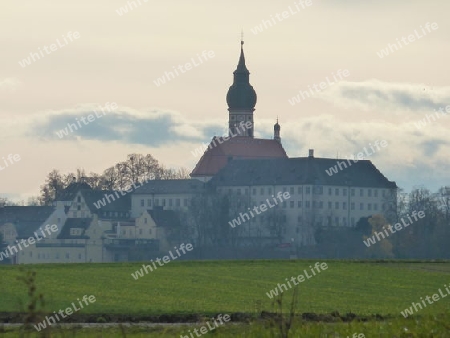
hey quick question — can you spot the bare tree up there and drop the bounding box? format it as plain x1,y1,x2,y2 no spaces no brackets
264,207,287,244
39,170,65,205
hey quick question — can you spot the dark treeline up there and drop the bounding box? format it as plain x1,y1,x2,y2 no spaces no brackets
0,153,190,206
312,187,450,259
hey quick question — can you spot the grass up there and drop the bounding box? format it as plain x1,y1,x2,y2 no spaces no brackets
2,317,450,337
1,260,450,317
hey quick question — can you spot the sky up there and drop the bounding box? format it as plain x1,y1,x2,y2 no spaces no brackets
1,0,449,202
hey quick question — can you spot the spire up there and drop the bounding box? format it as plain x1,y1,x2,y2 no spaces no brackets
226,40,256,109
226,37,257,138
236,31,248,73
274,117,281,143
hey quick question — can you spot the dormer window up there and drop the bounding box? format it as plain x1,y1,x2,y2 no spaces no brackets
70,228,83,236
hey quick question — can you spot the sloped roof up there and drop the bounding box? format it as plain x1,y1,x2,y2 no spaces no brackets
209,156,397,188
191,136,288,177
148,208,181,228
0,206,55,239
58,218,91,239
133,179,204,195
56,181,92,201
80,189,131,213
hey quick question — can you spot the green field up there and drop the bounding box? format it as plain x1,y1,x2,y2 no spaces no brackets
1,260,450,337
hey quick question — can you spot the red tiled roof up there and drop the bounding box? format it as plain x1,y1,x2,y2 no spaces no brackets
191,136,288,177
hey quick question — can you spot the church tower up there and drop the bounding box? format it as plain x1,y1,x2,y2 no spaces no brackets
274,118,281,143
226,40,257,137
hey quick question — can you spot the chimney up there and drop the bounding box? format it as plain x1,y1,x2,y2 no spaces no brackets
308,149,314,158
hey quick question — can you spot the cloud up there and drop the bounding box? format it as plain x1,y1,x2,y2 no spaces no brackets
275,113,450,191
316,80,450,115
0,78,21,91
24,104,229,146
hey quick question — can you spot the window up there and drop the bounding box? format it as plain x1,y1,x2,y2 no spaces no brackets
335,202,339,209
374,203,378,211
290,187,294,195
343,217,347,226
297,201,302,208
382,203,386,211
77,205,81,211
351,202,355,210
360,189,364,197
360,203,364,210
314,186,323,194
78,253,82,260
343,202,347,210
290,201,294,208
306,187,311,194
65,253,70,259
368,203,372,210
328,201,332,209
335,188,339,196
368,189,372,197
351,189,355,196
141,199,144,207
70,228,81,236
382,190,386,197
144,218,147,224
162,199,166,206
253,188,256,195
335,217,339,226
319,201,323,209
268,188,272,194
343,189,347,196
184,199,188,207
305,201,310,208
328,188,332,195
139,229,143,235
147,199,152,207
297,187,303,194
313,201,317,208
169,199,173,207
176,199,180,207
374,189,378,197
77,196,81,202
155,199,159,206
260,188,264,195
244,188,248,195
237,189,241,195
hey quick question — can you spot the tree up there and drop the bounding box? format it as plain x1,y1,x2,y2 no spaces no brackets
39,170,65,205
264,207,287,244
0,232,9,264
363,214,394,259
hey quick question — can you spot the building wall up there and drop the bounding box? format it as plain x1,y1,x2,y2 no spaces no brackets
131,193,192,217
217,184,396,246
